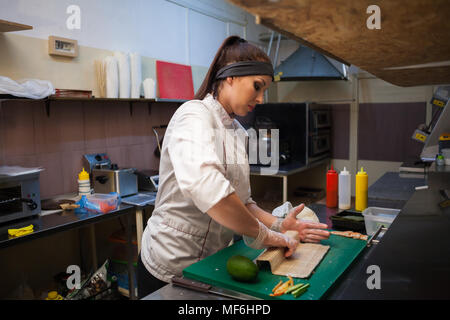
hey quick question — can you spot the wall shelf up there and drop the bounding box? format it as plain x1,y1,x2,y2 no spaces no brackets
0,19,33,32
0,96,187,117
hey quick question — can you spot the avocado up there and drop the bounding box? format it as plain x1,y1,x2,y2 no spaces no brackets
226,255,259,282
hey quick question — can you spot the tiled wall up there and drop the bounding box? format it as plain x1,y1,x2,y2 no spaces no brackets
0,99,179,198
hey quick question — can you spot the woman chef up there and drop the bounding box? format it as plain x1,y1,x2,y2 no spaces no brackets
137,36,330,298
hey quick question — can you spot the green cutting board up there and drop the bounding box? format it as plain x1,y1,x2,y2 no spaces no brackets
183,233,367,300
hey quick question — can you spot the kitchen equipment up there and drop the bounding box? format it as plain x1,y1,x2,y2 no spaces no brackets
308,104,331,162
0,167,42,224
136,169,159,192
362,207,400,236
92,168,137,197
172,277,260,300
83,153,137,197
152,125,167,158
252,103,308,166
253,116,291,166
183,235,367,300
355,167,368,212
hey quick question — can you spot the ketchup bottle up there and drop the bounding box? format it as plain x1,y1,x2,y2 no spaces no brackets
326,165,338,208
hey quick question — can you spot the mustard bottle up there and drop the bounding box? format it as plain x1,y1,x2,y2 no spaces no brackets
78,168,91,197
355,167,368,211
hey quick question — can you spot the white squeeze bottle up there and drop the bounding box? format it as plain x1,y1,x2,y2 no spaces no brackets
338,167,351,210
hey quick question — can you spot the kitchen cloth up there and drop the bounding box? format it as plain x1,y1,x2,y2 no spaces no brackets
0,76,55,99
272,201,320,223
130,53,142,98
256,230,330,278
114,51,131,98
104,56,119,98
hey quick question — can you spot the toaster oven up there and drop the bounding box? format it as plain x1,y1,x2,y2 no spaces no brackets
0,170,41,224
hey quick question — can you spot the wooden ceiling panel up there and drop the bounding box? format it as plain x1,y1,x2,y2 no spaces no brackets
228,0,450,86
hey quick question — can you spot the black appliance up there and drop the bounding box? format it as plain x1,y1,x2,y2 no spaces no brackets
251,103,308,167
308,104,331,161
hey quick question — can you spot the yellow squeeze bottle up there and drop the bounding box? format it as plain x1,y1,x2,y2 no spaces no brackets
355,167,368,211
78,168,91,197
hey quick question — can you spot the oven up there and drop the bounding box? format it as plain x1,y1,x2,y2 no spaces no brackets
309,131,331,157
308,104,331,162
0,171,41,224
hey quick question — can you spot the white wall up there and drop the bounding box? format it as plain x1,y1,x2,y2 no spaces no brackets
0,0,268,67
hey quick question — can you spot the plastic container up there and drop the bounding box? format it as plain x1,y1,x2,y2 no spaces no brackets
75,193,121,214
338,167,351,210
326,165,338,208
362,207,401,236
355,167,368,211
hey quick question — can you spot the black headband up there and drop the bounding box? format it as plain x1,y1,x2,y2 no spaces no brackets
215,61,274,80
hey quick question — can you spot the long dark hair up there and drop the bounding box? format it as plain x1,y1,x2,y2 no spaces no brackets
195,36,272,100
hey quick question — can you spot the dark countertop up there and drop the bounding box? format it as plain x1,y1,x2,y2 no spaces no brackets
0,203,134,249
326,187,450,299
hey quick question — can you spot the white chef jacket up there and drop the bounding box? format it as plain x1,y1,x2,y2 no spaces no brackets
140,93,256,283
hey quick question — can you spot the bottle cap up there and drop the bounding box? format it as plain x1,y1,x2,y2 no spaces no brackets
357,167,367,175
78,168,89,181
328,165,336,174
340,167,349,175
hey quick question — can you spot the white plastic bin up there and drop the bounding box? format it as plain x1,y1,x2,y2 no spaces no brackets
362,207,401,236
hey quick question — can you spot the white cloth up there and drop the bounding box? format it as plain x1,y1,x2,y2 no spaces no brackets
272,201,320,223
0,76,55,99
104,56,119,98
113,51,131,98
141,94,256,283
130,53,142,98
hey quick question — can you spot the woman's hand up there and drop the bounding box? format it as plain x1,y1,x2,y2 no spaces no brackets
281,204,330,243
263,229,298,257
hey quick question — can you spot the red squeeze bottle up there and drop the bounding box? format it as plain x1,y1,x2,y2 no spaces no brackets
326,165,338,208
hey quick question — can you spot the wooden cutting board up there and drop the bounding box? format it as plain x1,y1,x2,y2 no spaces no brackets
183,233,367,300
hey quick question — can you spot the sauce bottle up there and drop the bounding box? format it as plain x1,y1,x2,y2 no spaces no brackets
326,165,338,208
355,167,368,211
78,168,91,197
338,167,351,210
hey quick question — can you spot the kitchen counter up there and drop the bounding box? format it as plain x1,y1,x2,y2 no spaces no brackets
0,203,134,250
143,171,450,300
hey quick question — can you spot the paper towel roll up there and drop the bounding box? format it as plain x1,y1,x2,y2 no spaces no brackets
130,53,142,99
143,78,156,99
104,56,119,99
114,51,131,98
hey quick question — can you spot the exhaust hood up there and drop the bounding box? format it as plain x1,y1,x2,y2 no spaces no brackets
274,45,348,81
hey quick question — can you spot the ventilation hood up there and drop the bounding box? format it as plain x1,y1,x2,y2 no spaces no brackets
274,45,348,81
